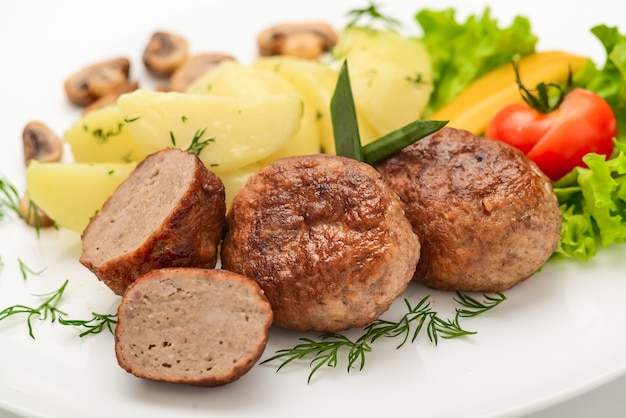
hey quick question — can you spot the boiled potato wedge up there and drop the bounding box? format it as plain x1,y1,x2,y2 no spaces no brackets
26,161,136,233
216,162,263,209
252,56,378,155
187,60,320,163
334,28,433,75
334,27,433,136
117,89,302,172
341,57,432,137
64,104,150,163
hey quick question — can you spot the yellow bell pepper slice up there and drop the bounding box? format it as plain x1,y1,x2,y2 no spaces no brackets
429,51,590,135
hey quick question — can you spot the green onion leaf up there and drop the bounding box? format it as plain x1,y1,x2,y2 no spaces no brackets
331,60,363,162
362,119,448,164
330,60,447,164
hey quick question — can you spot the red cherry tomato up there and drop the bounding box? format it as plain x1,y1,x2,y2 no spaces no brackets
486,88,617,181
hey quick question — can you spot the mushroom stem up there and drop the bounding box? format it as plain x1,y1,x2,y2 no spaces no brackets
83,80,139,115
257,22,337,60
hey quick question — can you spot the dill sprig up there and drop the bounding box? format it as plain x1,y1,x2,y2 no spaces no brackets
262,292,506,383
0,175,47,236
345,1,401,29
186,127,215,155
21,195,47,237
89,122,124,143
169,128,215,155
454,292,507,318
0,279,117,339
17,258,46,280
0,174,20,221
58,313,118,337
0,280,69,339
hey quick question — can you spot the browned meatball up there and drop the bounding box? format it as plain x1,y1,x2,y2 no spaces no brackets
374,127,562,293
221,154,420,332
80,148,226,296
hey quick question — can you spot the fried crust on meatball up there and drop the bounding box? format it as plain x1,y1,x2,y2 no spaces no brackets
221,154,420,332
80,148,225,295
374,127,562,292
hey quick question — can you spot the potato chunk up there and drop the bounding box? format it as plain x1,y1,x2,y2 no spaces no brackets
64,104,150,163
187,60,320,163
117,90,302,172
26,161,136,233
253,56,378,154
216,162,263,209
333,28,434,136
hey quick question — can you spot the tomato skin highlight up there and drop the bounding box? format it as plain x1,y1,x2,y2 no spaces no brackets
486,88,617,181
485,102,552,154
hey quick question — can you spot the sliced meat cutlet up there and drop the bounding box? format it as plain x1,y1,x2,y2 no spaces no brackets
374,127,562,293
115,267,273,387
221,153,420,333
80,147,226,295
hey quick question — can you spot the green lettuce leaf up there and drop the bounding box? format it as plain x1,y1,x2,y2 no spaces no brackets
553,25,626,260
415,7,537,116
553,140,626,260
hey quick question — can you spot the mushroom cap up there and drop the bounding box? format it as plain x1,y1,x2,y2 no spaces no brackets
257,22,337,59
142,31,189,78
169,53,235,92
64,57,131,106
83,80,139,115
22,121,63,166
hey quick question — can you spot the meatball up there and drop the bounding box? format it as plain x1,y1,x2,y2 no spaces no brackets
80,148,226,295
221,154,420,332
373,127,562,292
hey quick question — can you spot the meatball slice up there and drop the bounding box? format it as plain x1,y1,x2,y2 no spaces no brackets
80,148,225,296
115,267,273,387
221,154,420,333
374,127,562,293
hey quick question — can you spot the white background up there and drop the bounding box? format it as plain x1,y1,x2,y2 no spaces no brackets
1,1,625,417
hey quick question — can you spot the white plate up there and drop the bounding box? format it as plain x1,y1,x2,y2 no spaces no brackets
1,1,625,417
